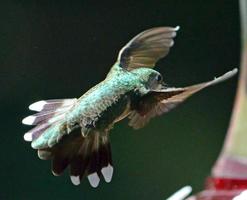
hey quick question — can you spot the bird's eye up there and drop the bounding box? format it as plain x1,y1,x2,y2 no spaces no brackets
156,74,162,82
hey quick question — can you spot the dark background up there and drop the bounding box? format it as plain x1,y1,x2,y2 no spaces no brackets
0,0,240,199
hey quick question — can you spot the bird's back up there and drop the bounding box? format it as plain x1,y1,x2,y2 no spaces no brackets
66,70,138,132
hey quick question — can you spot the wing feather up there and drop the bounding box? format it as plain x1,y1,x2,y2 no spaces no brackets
129,69,238,129
117,26,179,70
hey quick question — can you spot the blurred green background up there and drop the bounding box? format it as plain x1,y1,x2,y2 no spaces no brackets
0,0,240,199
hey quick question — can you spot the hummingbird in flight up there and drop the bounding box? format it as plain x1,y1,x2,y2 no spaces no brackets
22,26,237,188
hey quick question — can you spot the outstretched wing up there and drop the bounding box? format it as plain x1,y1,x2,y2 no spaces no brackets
129,69,238,129
117,26,179,71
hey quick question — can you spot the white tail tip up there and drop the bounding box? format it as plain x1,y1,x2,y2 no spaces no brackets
174,26,180,31
22,116,35,125
88,173,100,188
24,132,32,142
71,176,80,186
29,101,46,111
101,164,113,183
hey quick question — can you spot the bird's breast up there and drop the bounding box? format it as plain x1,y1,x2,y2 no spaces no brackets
113,97,131,123
93,93,131,130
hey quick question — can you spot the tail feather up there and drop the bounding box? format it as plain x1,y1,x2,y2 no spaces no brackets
70,156,86,178
22,98,76,142
50,131,83,176
23,98,114,187
28,98,77,112
70,134,92,179
52,155,70,176
38,148,53,160
22,111,66,126
99,136,112,169
36,129,113,187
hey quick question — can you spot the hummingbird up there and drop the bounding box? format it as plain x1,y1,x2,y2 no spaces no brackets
22,26,237,188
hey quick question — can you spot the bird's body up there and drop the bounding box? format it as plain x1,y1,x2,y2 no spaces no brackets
22,26,237,188
43,64,147,141
67,64,137,133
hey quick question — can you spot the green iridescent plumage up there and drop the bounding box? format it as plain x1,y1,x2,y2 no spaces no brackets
22,26,237,188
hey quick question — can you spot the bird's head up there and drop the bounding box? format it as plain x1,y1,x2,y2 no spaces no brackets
131,68,165,90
